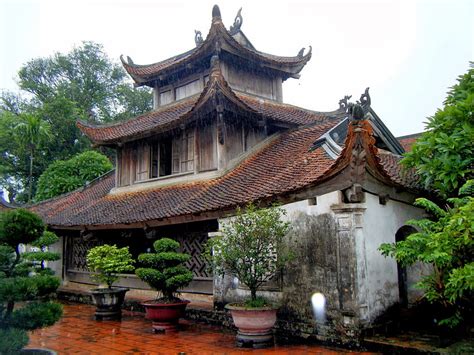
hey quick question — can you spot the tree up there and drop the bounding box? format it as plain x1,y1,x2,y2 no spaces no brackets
380,63,474,328
22,231,61,275
0,209,62,353
380,181,473,327
35,150,113,202
0,41,152,203
15,114,51,202
402,63,474,199
205,204,292,305
17,41,152,123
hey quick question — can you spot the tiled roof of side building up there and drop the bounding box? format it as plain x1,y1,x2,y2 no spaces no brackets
377,150,421,190
397,132,423,152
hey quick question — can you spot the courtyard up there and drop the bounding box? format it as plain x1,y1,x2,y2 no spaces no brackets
27,302,376,354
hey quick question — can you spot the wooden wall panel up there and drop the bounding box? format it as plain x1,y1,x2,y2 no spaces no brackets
226,66,275,100
135,143,150,182
199,122,217,172
245,126,267,151
119,147,131,186
225,121,244,162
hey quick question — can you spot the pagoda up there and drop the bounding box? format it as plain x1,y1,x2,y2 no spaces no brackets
32,5,425,345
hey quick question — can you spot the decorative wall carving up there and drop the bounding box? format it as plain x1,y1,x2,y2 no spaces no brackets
69,237,103,271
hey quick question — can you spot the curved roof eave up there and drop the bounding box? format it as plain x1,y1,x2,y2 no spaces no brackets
120,6,312,85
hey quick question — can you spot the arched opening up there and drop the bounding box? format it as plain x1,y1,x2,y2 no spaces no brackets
395,225,417,307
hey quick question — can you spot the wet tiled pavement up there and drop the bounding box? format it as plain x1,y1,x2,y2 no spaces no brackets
27,302,376,354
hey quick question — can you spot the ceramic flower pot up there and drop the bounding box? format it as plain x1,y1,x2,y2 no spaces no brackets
225,304,277,348
142,300,190,332
90,287,129,320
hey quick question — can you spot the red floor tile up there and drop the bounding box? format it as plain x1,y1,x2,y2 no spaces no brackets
27,302,376,354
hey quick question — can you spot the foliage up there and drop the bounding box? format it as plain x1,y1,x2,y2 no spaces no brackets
22,231,61,275
35,150,113,201
0,208,44,248
135,238,193,302
0,41,152,203
17,41,152,123
205,203,292,304
86,244,134,288
382,64,474,328
0,328,29,354
0,209,62,353
379,180,474,327
402,63,474,198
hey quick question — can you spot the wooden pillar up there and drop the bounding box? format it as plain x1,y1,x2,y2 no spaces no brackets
153,83,160,109
216,108,226,170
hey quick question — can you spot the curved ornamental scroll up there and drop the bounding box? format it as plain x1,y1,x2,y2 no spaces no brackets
339,88,371,120
229,8,243,34
194,30,203,46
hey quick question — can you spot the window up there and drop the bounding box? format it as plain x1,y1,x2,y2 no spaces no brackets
148,129,195,179
149,138,173,178
159,138,173,176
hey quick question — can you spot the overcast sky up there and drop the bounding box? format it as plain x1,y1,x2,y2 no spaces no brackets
1,0,473,136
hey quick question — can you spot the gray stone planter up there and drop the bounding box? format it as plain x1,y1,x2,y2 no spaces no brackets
90,287,129,320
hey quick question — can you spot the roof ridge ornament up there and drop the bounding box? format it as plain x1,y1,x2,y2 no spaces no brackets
339,88,371,120
194,30,203,46
120,54,134,66
297,46,311,58
212,4,221,20
229,8,243,35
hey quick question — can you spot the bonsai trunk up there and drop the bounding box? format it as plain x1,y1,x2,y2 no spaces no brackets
163,290,174,301
28,150,34,203
250,288,257,302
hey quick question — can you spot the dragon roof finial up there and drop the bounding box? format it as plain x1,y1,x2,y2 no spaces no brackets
229,8,243,34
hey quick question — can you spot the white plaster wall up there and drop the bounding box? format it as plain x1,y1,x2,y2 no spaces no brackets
283,191,342,219
48,236,63,279
356,193,425,322
214,191,342,303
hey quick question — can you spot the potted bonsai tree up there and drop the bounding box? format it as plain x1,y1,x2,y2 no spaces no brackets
135,238,193,332
86,244,134,320
206,203,292,348
22,230,61,275
0,209,63,354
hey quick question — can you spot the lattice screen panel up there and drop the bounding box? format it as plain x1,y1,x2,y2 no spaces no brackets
69,237,103,271
176,233,211,279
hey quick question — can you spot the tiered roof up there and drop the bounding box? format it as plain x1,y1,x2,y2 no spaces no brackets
78,56,341,146
120,5,312,87
35,115,421,229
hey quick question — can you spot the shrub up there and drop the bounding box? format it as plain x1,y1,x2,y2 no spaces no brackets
86,244,134,288
205,203,292,305
0,209,62,353
136,238,193,302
